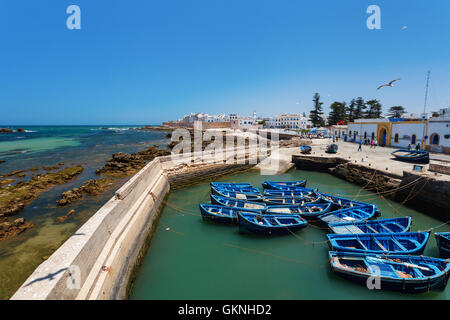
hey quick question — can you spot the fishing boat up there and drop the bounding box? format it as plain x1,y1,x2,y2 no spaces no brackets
326,144,338,154
318,205,377,225
329,251,450,293
211,186,263,201
327,232,430,255
263,187,318,197
263,195,322,206
237,212,307,235
199,204,259,224
391,149,430,164
210,194,267,212
435,232,450,258
300,145,312,154
210,182,253,189
329,217,412,234
318,192,376,210
266,202,335,217
262,180,307,190
212,185,261,194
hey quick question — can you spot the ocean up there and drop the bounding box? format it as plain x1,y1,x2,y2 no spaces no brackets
0,125,170,299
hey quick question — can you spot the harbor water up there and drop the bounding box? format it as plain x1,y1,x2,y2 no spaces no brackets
130,168,450,300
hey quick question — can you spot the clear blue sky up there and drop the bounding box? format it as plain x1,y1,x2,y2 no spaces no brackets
1,0,449,125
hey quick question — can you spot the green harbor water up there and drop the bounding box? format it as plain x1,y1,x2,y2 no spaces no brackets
129,168,450,300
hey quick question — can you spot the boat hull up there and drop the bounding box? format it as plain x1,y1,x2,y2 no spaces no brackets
329,252,450,293
329,217,412,234
391,149,430,164
435,232,450,259
238,213,307,235
199,204,239,224
262,180,307,190
327,232,430,255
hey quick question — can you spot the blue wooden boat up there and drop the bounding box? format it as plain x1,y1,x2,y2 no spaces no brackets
318,192,373,209
263,187,318,197
212,185,261,194
329,251,450,293
330,217,412,234
211,186,263,201
318,205,377,225
266,202,336,217
210,194,267,212
210,182,253,190
300,145,312,154
262,180,307,190
237,212,307,235
263,195,322,205
326,144,338,154
391,149,430,164
327,232,430,255
435,232,450,258
199,204,260,224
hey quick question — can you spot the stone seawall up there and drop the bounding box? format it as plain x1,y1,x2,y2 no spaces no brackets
11,143,284,300
293,155,450,221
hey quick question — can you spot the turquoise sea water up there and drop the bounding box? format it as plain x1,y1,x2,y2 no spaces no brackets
130,169,450,300
0,125,170,299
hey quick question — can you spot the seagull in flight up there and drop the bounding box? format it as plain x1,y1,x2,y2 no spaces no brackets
377,78,401,90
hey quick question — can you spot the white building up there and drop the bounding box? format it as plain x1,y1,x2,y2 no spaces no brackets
329,125,348,138
347,116,450,153
271,114,311,129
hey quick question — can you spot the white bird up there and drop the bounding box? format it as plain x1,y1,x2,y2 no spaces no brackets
377,78,401,90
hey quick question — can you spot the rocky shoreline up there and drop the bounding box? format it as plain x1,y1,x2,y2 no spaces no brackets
0,128,25,133
56,178,115,206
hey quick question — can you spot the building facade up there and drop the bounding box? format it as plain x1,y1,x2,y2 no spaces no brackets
347,117,450,153
271,114,311,129
329,125,348,138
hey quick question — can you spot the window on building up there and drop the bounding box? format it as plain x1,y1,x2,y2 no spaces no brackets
364,132,367,139
430,134,440,145
411,134,417,145
394,133,399,143
371,132,375,140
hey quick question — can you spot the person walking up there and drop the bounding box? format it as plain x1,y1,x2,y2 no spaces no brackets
370,139,374,148
416,143,421,151
374,139,377,148
358,140,363,151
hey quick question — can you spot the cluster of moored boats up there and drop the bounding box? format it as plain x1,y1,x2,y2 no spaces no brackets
199,180,450,293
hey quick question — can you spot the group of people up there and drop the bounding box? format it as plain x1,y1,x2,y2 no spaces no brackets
407,143,422,151
358,139,377,151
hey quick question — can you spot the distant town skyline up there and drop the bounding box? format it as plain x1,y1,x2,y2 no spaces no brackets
1,1,449,125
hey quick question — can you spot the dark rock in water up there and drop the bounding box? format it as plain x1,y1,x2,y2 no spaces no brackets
0,128,14,133
96,146,170,177
0,217,35,240
55,209,77,223
42,164,62,171
0,160,5,164
0,166,84,216
57,178,114,206
16,128,25,132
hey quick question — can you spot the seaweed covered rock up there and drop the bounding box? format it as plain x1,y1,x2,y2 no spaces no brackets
0,217,35,240
96,146,170,177
57,178,114,206
0,166,84,216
